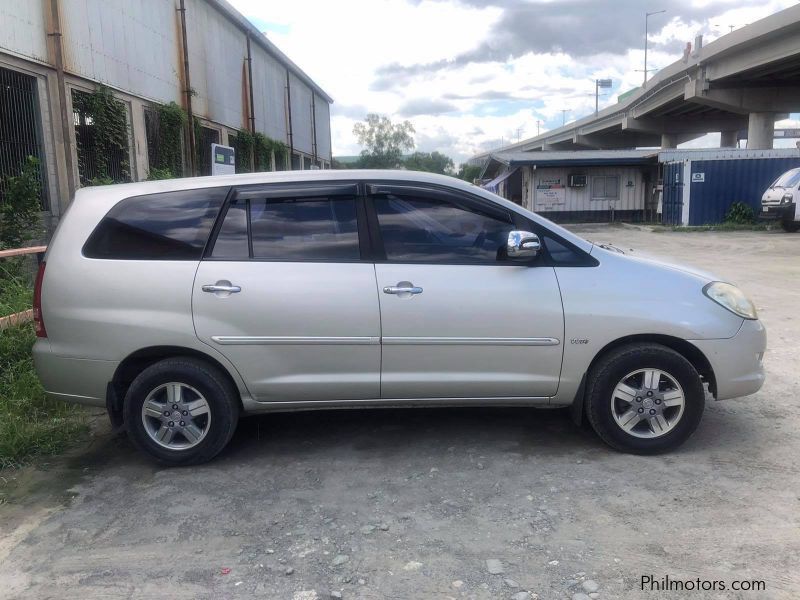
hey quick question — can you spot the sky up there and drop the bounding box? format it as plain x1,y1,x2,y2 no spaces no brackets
228,0,798,164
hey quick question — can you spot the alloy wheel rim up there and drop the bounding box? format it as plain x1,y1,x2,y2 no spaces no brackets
610,368,685,439
141,382,211,450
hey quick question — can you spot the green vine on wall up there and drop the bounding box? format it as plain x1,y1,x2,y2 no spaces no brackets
152,102,187,179
232,130,287,173
72,85,130,184
231,130,254,173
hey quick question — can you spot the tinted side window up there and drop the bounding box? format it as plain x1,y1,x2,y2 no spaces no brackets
83,188,227,260
372,195,513,263
210,196,360,261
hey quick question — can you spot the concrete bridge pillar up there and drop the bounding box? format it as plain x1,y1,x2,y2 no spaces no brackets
720,130,738,148
747,112,775,149
660,133,679,149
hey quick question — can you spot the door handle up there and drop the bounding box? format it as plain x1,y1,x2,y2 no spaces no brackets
383,282,423,295
202,281,241,294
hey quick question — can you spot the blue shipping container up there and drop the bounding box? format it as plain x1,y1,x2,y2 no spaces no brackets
688,157,800,225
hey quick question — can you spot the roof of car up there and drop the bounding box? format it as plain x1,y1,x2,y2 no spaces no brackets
70,169,594,254
73,170,483,204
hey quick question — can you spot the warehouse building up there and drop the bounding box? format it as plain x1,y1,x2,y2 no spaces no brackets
0,0,333,218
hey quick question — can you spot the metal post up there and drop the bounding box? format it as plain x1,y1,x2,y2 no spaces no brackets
177,0,195,176
595,79,599,115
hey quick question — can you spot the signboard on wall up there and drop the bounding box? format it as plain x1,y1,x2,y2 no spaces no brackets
535,177,566,210
211,143,235,175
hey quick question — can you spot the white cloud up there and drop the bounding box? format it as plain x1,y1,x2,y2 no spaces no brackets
228,0,797,163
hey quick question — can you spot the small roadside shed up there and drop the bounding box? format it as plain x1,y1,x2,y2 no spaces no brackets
480,150,660,223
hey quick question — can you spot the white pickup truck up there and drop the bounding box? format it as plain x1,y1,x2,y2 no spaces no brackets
761,167,800,232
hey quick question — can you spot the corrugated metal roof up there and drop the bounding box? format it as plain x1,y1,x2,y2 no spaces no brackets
659,148,800,162
492,149,659,167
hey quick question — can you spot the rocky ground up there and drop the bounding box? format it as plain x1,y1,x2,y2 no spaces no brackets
1,226,798,599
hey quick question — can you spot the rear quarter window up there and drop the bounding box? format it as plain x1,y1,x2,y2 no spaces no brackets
82,188,228,260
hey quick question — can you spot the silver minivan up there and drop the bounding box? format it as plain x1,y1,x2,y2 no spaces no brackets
33,171,766,464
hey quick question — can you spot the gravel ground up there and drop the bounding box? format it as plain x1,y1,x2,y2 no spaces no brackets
1,226,799,600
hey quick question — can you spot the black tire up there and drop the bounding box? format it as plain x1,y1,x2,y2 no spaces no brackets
585,343,704,454
781,220,800,233
123,357,240,466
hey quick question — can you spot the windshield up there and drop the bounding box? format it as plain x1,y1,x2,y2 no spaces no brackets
771,169,800,188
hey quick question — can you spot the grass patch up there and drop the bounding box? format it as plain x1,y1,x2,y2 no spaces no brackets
0,259,34,316
0,270,88,468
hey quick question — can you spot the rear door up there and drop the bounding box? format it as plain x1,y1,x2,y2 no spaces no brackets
368,184,564,399
192,182,381,402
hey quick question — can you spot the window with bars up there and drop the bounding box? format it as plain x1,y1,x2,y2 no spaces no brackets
144,107,185,178
195,125,219,176
0,66,48,210
72,89,131,185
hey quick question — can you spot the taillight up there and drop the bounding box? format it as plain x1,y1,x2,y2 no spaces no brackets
33,261,47,338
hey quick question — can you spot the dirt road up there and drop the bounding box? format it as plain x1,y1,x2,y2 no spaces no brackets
1,226,798,599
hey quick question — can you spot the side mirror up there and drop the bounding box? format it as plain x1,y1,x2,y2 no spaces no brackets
506,230,541,260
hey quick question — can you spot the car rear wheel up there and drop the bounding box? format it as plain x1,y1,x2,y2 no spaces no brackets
123,357,239,466
585,343,705,454
781,220,800,232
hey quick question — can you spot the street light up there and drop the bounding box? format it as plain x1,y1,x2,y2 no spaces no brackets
595,78,612,115
644,9,666,86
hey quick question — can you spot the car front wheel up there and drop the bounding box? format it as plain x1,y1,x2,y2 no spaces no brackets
123,357,240,465
585,343,705,454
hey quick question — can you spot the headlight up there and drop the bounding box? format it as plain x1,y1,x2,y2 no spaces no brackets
782,193,793,204
703,282,758,320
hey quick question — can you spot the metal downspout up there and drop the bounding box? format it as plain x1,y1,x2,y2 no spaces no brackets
245,32,256,170
286,70,294,167
177,0,195,176
311,94,318,165
48,0,76,201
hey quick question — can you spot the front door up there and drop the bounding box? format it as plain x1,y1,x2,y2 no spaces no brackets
368,185,564,399
192,183,381,402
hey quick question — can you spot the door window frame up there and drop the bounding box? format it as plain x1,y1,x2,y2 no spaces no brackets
203,181,369,263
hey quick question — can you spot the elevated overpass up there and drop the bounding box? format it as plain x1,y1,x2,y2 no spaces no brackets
471,5,800,162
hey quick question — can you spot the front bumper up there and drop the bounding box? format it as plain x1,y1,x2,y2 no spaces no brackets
33,340,118,408
689,319,767,400
760,202,795,220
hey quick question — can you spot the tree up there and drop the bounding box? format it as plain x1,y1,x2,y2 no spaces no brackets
456,163,483,183
353,114,415,169
404,151,455,175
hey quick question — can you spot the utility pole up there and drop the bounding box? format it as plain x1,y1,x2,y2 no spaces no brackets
536,120,542,136
644,9,666,86
561,109,569,126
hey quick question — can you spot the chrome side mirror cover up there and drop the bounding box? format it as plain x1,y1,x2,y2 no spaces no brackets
506,230,541,260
